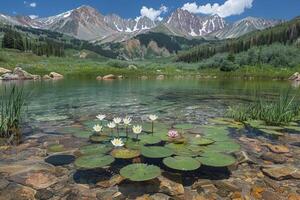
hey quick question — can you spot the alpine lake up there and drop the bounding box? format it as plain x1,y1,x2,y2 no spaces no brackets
0,78,300,200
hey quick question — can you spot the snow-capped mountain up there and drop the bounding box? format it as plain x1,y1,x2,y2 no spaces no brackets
0,5,282,42
211,17,282,39
163,9,226,37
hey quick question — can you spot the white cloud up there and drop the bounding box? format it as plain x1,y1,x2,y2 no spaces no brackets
24,1,37,8
182,0,254,18
140,5,168,21
29,2,37,7
29,14,38,19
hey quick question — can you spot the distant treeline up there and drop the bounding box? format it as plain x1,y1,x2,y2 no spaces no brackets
0,24,118,58
177,17,300,63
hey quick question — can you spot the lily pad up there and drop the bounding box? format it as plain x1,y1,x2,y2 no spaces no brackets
139,135,161,144
204,141,240,153
190,138,215,146
89,135,111,143
125,139,144,150
59,127,91,139
141,146,173,158
75,154,115,169
173,124,194,130
165,143,202,157
79,144,112,155
120,163,161,181
48,144,65,153
163,156,201,171
141,122,169,133
111,148,140,159
197,152,236,167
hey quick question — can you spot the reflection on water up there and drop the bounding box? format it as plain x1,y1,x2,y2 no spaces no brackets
0,79,297,132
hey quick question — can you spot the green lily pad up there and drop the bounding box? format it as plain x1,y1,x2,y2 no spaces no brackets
141,146,173,158
89,135,111,143
190,138,215,145
125,139,144,150
197,152,236,167
204,141,240,153
74,154,115,169
165,143,202,157
173,124,194,130
59,127,91,139
141,122,169,133
139,135,161,144
163,156,201,171
120,163,161,181
48,144,65,153
111,148,140,159
79,144,112,155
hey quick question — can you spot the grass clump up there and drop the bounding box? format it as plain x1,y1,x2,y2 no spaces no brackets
0,86,26,143
227,92,300,126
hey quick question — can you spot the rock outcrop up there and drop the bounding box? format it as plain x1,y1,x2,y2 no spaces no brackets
0,67,11,74
49,72,64,80
288,72,300,81
0,67,39,81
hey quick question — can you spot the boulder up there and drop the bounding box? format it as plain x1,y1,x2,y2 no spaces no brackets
156,75,165,80
0,67,11,74
32,75,41,80
13,67,34,79
158,176,184,197
1,73,20,80
42,75,51,80
118,75,124,79
0,183,36,200
128,65,137,70
103,74,117,80
49,72,63,79
263,144,289,154
96,76,102,80
141,76,148,80
288,72,300,81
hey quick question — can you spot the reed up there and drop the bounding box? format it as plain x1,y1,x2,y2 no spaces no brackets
227,91,300,126
0,86,25,143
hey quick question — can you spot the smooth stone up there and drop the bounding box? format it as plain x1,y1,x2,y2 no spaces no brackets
260,152,287,164
150,193,171,200
158,176,184,197
213,180,242,192
262,190,283,200
1,73,20,80
0,183,36,200
96,174,125,188
13,67,34,79
96,76,102,80
35,188,54,200
42,75,51,79
262,165,300,180
8,170,58,189
250,186,265,199
49,72,64,79
0,67,11,74
96,189,124,200
0,178,9,189
264,144,289,154
288,193,300,200
103,74,117,80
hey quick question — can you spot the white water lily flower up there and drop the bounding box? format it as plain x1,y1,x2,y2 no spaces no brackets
132,125,142,134
107,122,116,129
113,117,122,124
111,138,124,147
149,114,158,121
93,124,103,132
123,117,132,125
96,114,106,121
195,134,201,138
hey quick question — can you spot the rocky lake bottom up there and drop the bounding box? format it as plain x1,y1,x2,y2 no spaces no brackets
0,79,300,200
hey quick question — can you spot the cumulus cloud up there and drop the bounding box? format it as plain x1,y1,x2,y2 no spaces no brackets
24,1,37,8
182,0,254,18
29,14,38,19
140,5,168,21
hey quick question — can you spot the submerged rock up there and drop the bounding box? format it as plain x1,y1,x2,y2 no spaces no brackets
0,183,36,200
260,152,288,164
264,144,289,154
262,165,300,180
158,176,184,197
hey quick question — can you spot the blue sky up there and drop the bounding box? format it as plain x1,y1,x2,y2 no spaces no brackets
1,0,300,22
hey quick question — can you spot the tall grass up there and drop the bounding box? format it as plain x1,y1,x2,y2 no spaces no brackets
0,86,25,143
227,92,300,126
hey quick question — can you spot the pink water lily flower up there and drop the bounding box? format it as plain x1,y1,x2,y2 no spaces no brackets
168,130,179,138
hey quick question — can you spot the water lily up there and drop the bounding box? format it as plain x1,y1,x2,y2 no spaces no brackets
132,125,142,140
149,115,158,121
123,117,132,125
93,124,102,133
113,117,122,137
111,138,124,147
195,134,201,138
149,114,158,134
168,130,179,138
96,114,106,121
107,122,116,129
113,117,122,124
